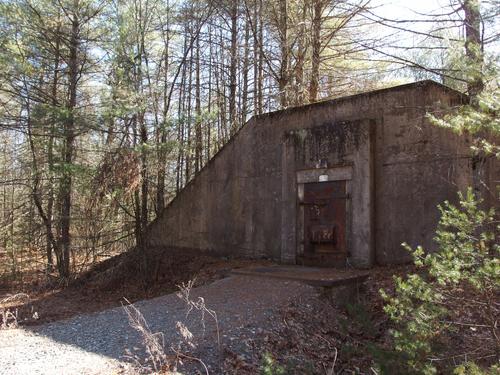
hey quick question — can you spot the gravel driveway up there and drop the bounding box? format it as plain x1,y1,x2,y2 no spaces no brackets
0,275,316,374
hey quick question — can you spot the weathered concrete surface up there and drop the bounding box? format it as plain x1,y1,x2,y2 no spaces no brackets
231,265,369,287
147,80,495,266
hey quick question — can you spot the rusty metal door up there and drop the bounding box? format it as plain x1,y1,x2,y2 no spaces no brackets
301,181,347,267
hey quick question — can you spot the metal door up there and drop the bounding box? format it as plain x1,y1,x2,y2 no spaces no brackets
302,180,347,267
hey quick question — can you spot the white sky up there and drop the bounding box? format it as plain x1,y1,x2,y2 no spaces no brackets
371,0,499,51
372,0,455,20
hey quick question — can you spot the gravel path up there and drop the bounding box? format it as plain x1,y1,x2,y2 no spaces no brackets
0,275,316,374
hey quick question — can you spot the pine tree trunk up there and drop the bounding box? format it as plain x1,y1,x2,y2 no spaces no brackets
59,5,79,278
294,0,308,105
257,0,263,114
229,0,239,134
278,0,288,108
176,35,188,193
241,18,250,125
463,0,484,102
46,19,61,273
185,44,193,184
463,0,486,201
309,0,322,103
206,24,213,162
156,2,171,214
195,34,202,173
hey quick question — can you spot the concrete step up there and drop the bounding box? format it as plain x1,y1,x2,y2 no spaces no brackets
231,265,369,288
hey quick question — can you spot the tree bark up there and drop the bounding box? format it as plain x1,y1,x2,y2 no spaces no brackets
463,0,484,102
194,32,202,173
294,0,308,105
229,0,239,134
278,0,289,108
156,14,170,214
241,16,250,124
58,3,80,278
309,0,323,103
46,18,61,273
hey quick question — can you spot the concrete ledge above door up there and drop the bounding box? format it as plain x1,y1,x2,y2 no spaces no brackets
296,165,353,184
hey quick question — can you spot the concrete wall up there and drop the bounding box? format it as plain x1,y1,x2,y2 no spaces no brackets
146,80,481,266
373,84,473,263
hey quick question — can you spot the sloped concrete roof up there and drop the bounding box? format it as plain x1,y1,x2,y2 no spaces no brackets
255,79,466,121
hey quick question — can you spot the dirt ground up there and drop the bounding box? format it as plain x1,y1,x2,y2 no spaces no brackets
1,247,409,374
0,248,410,374
2,250,495,374
1,275,315,375
222,265,498,374
220,265,415,374
0,247,272,326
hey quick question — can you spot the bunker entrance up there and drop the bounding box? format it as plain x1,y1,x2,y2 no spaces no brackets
300,180,348,267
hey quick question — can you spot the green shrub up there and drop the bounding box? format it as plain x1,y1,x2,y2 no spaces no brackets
381,189,499,374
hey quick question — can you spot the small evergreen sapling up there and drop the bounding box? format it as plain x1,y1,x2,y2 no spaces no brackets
381,189,499,374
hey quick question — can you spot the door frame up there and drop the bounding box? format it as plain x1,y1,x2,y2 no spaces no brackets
280,120,375,268
296,167,352,263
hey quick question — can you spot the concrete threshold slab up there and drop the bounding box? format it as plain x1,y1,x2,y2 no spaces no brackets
231,265,369,287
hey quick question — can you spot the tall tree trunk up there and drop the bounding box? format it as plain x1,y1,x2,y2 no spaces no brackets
278,0,288,108
155,0,171,214
463,0,486,200
156,44,169,214
58,4,79,278
139,113,148,237
294,0,308,105
46,19,61,273
463,0,484,102
241,17,250,124
252,0,259,115
229,0,239,134
257,0,264,114
185,44,193,184
216,25,228,144
206,24,213,162
194,33,202,173
132,115,143,247
309,0,322,103
176,35,188,193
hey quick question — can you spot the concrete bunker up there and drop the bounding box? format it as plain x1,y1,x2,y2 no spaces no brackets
146,80,498,268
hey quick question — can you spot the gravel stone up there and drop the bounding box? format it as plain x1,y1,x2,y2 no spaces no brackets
0,275,315,374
